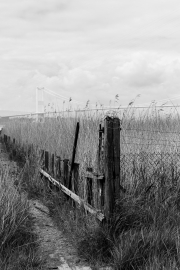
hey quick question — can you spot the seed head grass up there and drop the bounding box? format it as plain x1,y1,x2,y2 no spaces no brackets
0,164,44,270
2,103,180,269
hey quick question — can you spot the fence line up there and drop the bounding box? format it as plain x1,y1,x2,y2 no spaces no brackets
2,116,122,222
121,142,180,147
1,102,180,122
122,135,180,143
2,115,180,223
39,168,104,221
124,128,180,134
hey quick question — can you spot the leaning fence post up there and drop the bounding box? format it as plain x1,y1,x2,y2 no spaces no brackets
104,116,120,221
69,122,80,191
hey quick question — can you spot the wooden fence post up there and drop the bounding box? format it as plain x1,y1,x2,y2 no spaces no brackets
40,150,45,168
45,151,54,190
55,156,61,181
71,162,79,206
45,151,49,172
104,116,120,220
51,153,55,177
4,134,6,144
63,159,69,187
7,136,10,151
69,122,80,191
72,163,79,194
13,138,16,157
98,177,105,210
113,118,120,200
98,124,104,171
87,167,93,206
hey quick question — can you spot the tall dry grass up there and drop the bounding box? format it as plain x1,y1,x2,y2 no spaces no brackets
2,103,180,269
0,158,43,269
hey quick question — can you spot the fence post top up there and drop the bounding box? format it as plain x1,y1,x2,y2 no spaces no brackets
104,116,120,121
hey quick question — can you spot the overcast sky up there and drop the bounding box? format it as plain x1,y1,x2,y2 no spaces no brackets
0,0,180,112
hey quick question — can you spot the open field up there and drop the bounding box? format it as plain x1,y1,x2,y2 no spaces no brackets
2,104,180,269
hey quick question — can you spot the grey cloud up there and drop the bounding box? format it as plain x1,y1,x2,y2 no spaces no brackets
17,0,71,20
115,53,166,88
1,0,180,111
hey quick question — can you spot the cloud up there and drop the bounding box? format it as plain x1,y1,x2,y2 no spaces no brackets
115,52,166,87
18,0,71,21
1,0,180,112
3,51,180,111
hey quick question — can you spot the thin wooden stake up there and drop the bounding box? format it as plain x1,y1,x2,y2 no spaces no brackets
69,122,80,190
63,159,69,187
51,153,55,177
72,163,79,194
87,167,93,206
55,156,61,181
45,151,49,172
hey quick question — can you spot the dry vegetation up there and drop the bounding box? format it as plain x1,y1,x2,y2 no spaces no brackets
0,162,43,270
2,103,180,269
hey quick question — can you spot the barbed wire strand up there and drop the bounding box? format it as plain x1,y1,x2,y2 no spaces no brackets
121,141,180,147
124,128,180,135
121,135,180,144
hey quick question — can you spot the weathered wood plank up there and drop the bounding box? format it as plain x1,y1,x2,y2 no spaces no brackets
86,171,104,180
39,168,104,221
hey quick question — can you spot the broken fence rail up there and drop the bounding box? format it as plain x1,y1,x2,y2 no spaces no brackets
40,168,105,222
2,116,121,221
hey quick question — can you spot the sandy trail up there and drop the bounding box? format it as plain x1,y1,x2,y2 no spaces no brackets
0,141,92,270
0,140,112,270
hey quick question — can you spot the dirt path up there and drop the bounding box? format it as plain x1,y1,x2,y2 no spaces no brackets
0,141,93,270
28,199,92,270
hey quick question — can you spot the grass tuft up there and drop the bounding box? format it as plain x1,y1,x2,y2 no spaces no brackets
2,104,180,269
0,161,43,270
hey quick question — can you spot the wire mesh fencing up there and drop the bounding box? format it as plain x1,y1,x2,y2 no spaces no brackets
120,126,180,199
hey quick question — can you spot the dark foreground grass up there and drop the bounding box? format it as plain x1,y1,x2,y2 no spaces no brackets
37,184,180,270
0,153,44,270
5,141,180,270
